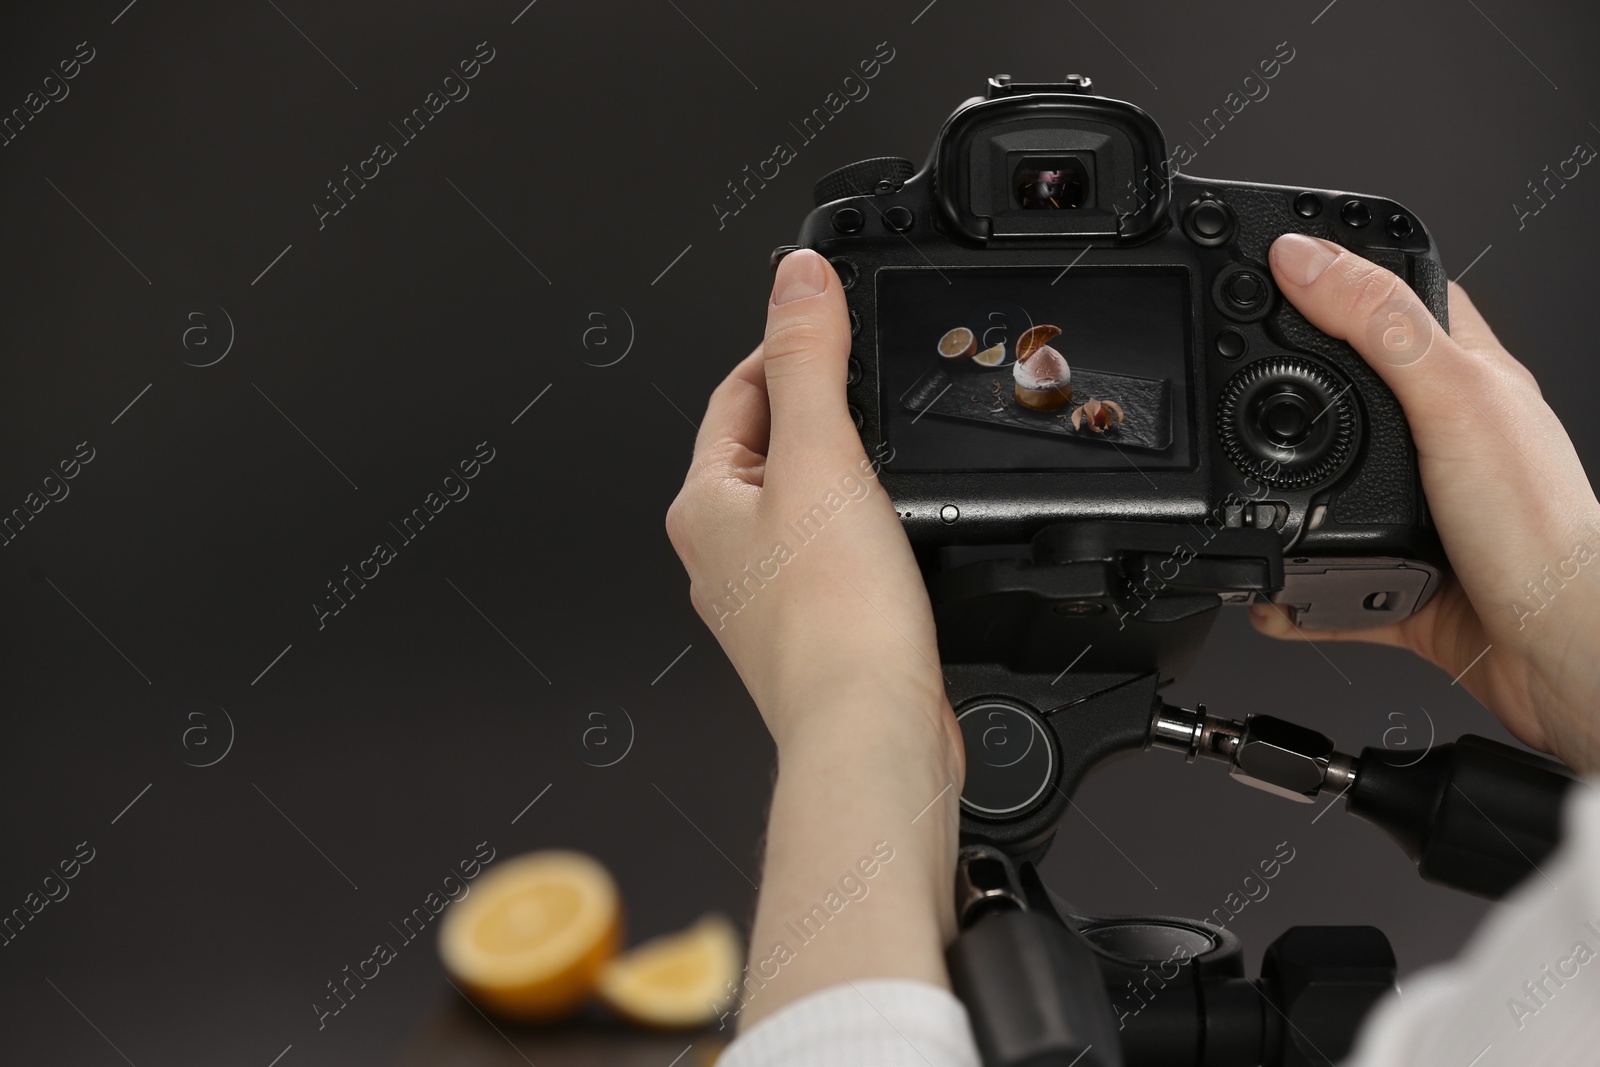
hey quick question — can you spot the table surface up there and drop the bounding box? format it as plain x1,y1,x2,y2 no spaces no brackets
397,1004,728,1067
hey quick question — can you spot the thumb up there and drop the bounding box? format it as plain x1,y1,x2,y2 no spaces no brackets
762,250,860,472
1265,234,1489,460
1268,234,1600,644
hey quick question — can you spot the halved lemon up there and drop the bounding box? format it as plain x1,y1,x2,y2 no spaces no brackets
598,913,743,1028
937,327,976,360
973,342,1006,368
1016,323,1063,362
438,850,622,1022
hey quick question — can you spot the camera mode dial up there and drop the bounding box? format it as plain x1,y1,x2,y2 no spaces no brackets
813,157,915,207
1218,356,1358,490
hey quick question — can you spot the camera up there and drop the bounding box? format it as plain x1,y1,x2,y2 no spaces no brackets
775,75,1449,678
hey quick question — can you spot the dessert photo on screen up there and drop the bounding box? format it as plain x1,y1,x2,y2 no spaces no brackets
882,267,1191,473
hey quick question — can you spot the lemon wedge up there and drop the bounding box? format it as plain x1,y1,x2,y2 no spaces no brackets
973,343,1006,367
598,913,743,1028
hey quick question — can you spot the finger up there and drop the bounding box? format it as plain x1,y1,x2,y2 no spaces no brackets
1274,236,1600,629
693,345,771,478
1269,234,1579,494
1248,601,1412,650
760,249,860,472
1267,235,1502,460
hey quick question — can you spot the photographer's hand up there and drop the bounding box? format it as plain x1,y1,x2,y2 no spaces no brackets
666,250,964,1029
1259,235,1600,773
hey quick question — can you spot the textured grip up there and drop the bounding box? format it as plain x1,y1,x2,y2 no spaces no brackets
1349,736,1575,898
1227,186,1441,527
812,156,915,206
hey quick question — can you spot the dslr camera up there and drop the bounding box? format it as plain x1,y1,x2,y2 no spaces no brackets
776,75,1448,697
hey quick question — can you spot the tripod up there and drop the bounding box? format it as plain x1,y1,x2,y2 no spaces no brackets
930,523,1576,1067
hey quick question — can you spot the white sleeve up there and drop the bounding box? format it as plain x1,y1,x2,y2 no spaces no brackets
1343,778,1600,1067
717,977,983,1067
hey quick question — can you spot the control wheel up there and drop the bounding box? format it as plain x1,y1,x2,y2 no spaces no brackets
812,157,915,206
1217,356,1358,490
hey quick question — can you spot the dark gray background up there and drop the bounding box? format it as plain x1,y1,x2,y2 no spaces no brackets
2,1,1596,1064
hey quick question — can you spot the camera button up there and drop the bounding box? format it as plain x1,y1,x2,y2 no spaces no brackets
1340,199,1372,227
884,206,915,232
849,308,861,336
1184,197,1234,246
1386,213,1414,239
830,257,858,290
1212,264,1275,322
847,358,862,385
940,504,960,524
832,207,865,234
1260,392,1313,444
849,405,864,429
1215,329,1247,360
1227,272,1264,306
1293,192,1323,219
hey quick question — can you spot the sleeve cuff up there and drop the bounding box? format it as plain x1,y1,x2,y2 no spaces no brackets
717,978,982,1067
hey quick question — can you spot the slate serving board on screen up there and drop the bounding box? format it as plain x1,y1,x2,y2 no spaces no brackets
901,364,1172,450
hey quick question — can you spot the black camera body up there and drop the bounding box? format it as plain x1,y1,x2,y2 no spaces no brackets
780,76,1448,654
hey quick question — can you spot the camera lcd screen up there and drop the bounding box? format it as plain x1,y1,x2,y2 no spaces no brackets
876,267,1194,472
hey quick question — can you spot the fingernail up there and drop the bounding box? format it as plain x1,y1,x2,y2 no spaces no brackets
1272,233,1340,287
772,249,827,305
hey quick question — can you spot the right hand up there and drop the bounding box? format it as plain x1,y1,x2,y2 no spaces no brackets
1253,234,1600,774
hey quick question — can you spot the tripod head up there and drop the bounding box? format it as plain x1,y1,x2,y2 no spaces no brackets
931,517,1281,857
929,521,1579,1066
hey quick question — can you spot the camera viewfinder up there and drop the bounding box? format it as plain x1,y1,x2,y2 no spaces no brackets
1014,156,1092,210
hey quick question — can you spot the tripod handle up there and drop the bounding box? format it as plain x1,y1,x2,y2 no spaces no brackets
948,907,1124,1067
1347,734,1576,898
948,848,1124,1067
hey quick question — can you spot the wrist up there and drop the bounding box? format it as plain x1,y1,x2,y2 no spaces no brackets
766,680,962,783
1521,619,1600,774
737,679,966,1032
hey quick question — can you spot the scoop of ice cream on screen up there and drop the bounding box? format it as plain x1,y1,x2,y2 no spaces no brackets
1014,344,1069,389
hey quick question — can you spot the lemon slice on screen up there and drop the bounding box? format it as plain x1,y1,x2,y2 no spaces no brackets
598,913,743,1028
973,343,1006,368
937,326,976,359
438,850,622,1021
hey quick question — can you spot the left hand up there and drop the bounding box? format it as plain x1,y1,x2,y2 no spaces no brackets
666,249,960,763
667,250,966,1031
